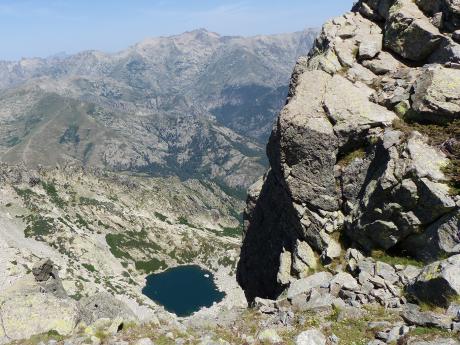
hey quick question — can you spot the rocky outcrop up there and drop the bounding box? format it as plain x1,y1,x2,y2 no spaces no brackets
238,0,460,301
407,254,460,307
32,258,68,298
0,260,79,343
79,292,136,325
0,259,136,344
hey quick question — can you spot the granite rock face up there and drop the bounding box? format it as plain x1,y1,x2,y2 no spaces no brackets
407,254,460,307
238,0,460,301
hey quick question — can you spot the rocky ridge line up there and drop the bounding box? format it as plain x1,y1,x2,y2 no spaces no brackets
238,0,460,303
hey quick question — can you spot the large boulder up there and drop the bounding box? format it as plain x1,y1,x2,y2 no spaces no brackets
345,131,456,252
411,66,460,123
323,74,396,147
31,258,67,298
407,255,460,307
401,303,453,329
287,272,333,299
295,329,327,345
384,0,444,61
271,68,338,211
0,275,79,343
79,292,136,325
403,210,460,262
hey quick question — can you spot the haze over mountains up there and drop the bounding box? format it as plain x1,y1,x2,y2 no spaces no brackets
0,28,318,192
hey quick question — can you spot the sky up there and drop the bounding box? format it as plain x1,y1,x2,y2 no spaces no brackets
0,0,355,61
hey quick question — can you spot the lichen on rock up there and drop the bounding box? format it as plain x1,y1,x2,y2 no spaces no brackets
238,0,460,302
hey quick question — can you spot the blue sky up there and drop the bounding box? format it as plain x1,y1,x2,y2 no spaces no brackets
0,0,355,61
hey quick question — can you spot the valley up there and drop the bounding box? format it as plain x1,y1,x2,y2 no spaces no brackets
2,0,460,344
0,29,318,192
0,164,245,322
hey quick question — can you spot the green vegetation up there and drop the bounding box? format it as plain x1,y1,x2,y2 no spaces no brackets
221,225,243,238
154,212,168,222
135,258,167,273
337,147,367,167
75,213,90,229
213,178,247,201
105,230,166,273
79,197,100,206
177,216,197,228
82,263,96,272
23,330,65,345
59,125,80,145
14,187,37,203
42,181,66,208
371,250,424,268
409,326,450,340
5,202,12,207
106,233,132,260
24,214,55,239
325,305,401,345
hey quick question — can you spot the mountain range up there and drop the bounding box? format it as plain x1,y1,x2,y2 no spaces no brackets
0,28,318,192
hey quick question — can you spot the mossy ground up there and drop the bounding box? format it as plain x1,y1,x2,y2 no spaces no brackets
371,250,424,268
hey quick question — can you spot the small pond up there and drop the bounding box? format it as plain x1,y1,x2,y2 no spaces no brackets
142,264,225,317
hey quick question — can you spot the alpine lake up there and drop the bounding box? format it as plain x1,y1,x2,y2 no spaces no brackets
142,265,225,317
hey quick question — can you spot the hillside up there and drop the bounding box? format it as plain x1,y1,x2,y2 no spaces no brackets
0,164,245,323
0,29,318,192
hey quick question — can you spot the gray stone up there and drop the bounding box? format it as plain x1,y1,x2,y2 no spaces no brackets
0,281,80,341
79,293,136,325
254,298,277,314
401,304,452,329
367,340,386,345
408,255,460,307
429,39,460,64
290,293,309,312
293,240,317,278
403,210,460,262
415,0,442,15
295,329,327,345
277,250,292,285
362,51,402,75
303,288,336,312
330,272,359,291
31,259,67,298
382,325,410,343
411,66,460,122
357,259,376,276
337,306,364,322
375,261,399,284
454,30,460,43
447,303,460,320
287,272,333,299
273,69,339,211
384,0,444,61
323,75,396,147
358,38,383,59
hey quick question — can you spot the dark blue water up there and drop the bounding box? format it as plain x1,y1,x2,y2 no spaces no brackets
142,265,225,317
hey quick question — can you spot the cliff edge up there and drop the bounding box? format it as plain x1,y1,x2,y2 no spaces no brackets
238,0,460,302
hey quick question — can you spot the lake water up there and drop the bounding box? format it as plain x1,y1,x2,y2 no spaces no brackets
142,264,225,317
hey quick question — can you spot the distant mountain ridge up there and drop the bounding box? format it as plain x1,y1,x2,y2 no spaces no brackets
0,28,318,191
